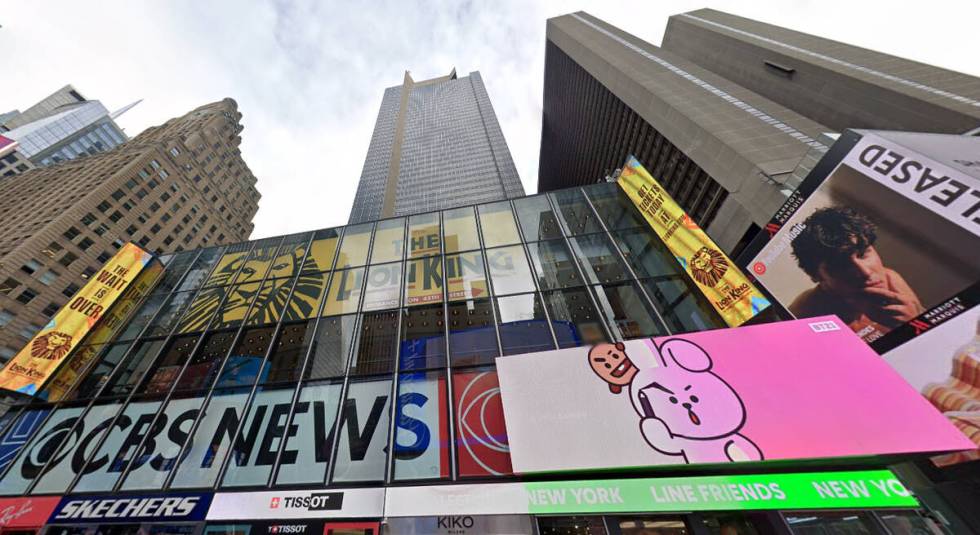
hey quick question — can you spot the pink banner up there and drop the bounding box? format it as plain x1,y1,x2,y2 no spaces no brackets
497,316,974,473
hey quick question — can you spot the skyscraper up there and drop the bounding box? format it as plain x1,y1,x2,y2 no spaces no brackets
661,9,980,134
0,85,137,173
348,70,525,224
539,12,826,254
0,99,260,364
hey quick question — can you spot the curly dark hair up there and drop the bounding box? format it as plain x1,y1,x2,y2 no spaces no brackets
791,206,877,280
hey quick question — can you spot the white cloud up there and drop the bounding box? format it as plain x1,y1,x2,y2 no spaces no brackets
1,0,977,239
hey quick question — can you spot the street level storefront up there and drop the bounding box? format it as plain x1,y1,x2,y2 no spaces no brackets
0,496,60,534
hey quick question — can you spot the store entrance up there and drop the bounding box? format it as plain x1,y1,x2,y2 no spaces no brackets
322,523,379,535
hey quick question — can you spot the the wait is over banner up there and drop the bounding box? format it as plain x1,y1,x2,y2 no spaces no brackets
618,156,769,326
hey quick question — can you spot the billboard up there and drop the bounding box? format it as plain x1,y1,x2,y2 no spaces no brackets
206,488,384,520
496,316,973,474
382,470,918,516
0,243,156,395
618,156,770,326
746,131,980,354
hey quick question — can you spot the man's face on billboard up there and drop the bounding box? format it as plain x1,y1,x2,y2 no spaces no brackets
815,243,886,296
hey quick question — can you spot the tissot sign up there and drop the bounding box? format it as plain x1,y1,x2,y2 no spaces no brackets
49,492,212,523
207,488,384,520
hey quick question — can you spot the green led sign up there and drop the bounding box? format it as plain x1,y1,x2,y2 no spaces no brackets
523,470,918,513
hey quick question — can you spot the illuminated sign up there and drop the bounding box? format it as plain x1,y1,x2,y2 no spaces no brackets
618,156,769,326
0,243,156,395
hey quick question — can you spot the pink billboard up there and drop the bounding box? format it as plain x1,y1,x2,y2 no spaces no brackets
496,316,974,474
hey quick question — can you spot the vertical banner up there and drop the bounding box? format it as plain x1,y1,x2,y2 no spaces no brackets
0,243,155,395
618,157,770,326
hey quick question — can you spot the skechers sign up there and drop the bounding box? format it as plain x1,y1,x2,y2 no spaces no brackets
49,493,211,523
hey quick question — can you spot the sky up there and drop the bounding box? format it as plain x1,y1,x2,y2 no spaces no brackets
1,0,978,240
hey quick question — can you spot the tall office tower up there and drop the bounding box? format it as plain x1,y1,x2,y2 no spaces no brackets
540,12,827,253
0,85,137,173
0,98,260,364
661,9,980,135
348,69,525,224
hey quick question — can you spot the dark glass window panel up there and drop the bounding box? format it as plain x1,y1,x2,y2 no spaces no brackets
263,321,316,385
138,335,200,395
448,299,498,366
400,304,446,371
51,344,114,401
544,288,607,348
269,233,310,279
495,294,555,356
351,310,398,376
453,368,512,477
514,195,562,241
372,217,405,264
613,227,681,279
98,338,165,398
408,212,440,259
782,512,878,534
585,181,647,230
151,252,196,294
282,272,327,322
393,370,449,481
144,291,194,336
571,233,629,284
235,238,280,284
117,292,168,341
305,315,357,380
174,330,235,392
174,246,224,292
216,326,276,389
526,240,584,290
177,286,226,333
303,228,340,273
212,282,260,329
593,282,666,339
641,277,724,333
248,277,295,326
619,516,689,535
552,188,602,235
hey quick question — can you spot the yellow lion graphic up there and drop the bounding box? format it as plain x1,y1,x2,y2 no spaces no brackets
31,331,73,360
689,247,729,287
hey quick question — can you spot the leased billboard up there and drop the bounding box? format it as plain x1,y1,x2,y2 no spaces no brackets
0,243,156,395
618,156,770,326
496,316,973,474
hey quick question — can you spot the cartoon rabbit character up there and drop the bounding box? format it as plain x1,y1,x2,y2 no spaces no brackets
629,338,763,463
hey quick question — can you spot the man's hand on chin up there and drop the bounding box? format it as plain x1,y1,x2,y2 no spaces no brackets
862,270,924,327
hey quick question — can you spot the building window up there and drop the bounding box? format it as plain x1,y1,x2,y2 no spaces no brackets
41,302,61,317
63,227,81,240
125,225,138,235
16,287,38,305
18,324,40,339
62,283,80,298
138,236,151,247
78,237,94,251
0,310,13,327
150,224,161,234
38,270,60,286
81,267,97,279
0,278,19,295
41,241,63,258
109,211,123,222
96,201,111,212
20,260,41,275
81,213,97,226
96,251,111,263
112,239,125,249
94,224,110,236
170,147,180,157
111,189,125,201
59,252,78,267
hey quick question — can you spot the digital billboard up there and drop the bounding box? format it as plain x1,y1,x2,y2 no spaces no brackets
496,316,973,474
618,156,770,326
0,243,156,395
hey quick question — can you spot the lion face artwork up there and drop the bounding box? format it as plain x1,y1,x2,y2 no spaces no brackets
31,331,73,360
689,247,729,287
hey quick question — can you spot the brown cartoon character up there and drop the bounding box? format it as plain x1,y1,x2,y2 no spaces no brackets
588,342,637,394
30,331,73,360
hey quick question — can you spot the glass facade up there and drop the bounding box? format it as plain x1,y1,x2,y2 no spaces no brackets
2,100,127,165
0,183,725,495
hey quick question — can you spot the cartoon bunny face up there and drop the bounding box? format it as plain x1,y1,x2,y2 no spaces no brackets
629,339,746,440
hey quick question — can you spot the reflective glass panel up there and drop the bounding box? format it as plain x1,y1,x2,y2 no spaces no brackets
331,378,391,483
406,256,442,306
204,247,249,288
304,228,340,273
220,387,296,487
212,282,260,329
393,370,449,481
351,310,398,376
514,195,562,241
99,338,165,398
270,233,310,279
478,202,521,247
274,380,343,485
174,329,235,392
322,268,363,316
552,189,602,235
235,239,281,283
486,245,535,296
613,227,681,279
119,396,204,490
526,240,584,290
544,288,607,348
48,343,112,401
408,212,441,258
137,335,199,395
336,223,373,268
571,233,629,284
176,246,224,292
446,251,488,301
585,181,647,230
453,368,512,477
216,326,276,389
169,389,252,488
371,218,405,264
448,299,498,366
176,286,226,333
305,315,357,380
263,321,315,385
443,206,480,253
400,304,446,371
363,262,402,311
641,277,723,333
495,294,555,355
144,291,194,336
593,282,665,339
282,272,328,322
248,277,295,326
117,292,168,341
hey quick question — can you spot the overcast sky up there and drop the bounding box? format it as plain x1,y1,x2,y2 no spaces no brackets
2,1,978,239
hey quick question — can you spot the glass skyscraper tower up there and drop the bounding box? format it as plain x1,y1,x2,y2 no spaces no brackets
348,69,525,224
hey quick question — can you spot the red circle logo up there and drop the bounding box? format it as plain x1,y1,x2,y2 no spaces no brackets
752,262,766,275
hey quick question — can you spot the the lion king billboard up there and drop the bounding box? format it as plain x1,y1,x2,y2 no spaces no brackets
617,156,770,327
0,243,156,395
